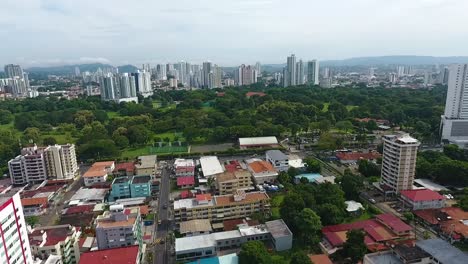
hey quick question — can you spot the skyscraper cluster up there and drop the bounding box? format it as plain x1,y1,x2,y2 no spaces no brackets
283,55,319,87
235,64,258,86
201,62,222,89
98,73,138,103
1,64,37,98
441,64,468,146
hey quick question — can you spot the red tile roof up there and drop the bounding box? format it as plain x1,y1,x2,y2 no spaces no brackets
78,245,139,264
196,194,212,202
376,213,412,233
177,176,195,186
64,205,95,215
114,162,135,173
30,226,78,247
180,190,194,199
21,197,48,207
308,254,333,264
139,205,149,215
224,160,242,173
246,92,266,97
248,161,276,173
336,152,381,161
414,207,468,239
400,189,445,202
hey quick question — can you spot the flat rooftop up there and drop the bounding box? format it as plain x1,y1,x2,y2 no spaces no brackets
200,156,224,177
113,176,130,184
131,175,151,184
416,239,468,264
265,219,292,239
69,188,107,202
135,155,157,169
239,136,278,146
266,150,288,161
179,219,213,235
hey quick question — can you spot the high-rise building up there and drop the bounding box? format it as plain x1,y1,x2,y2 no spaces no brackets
283,54,297,87
44,144,78,180
441,67,449,85
0,192,34,264
99,74,116,101
235,64,257,86
156,64,167,80
74,66,81,77
255,62,262,77
4,64,23,78
9,145,47,185
307,60,319,85
380,134,420,193
296,60,304,85
202,62,213,89
441,64,468,146
397,66,405,77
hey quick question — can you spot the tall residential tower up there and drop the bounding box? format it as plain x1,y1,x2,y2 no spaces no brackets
380,134,420,193
441,64,468,147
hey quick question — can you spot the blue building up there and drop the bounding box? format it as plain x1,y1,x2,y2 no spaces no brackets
109,175,152,202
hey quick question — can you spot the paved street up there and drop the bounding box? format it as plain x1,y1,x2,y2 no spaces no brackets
154,165,173,264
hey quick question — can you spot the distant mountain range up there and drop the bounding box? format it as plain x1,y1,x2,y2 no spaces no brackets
25,63,138,75
19,56,468,75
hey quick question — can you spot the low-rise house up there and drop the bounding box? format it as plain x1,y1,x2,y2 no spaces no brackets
69,187,108,205
266,150,289,172
413,207,468,242
345,200,364,216
95,205,142,250
21,197,48,216
29,225,81,264
179,219,213,237
308,254,333,264
336,152,381,164
174,190,270,223
78,245,143,264
113,162,135,176
320,213,412,254
174,159,195,177
175,219,292,262
216,170,253,195
400,189,445,210
239,136,279,149
247,160,278,184
135,155,157,176
83,161,114,187
177,176,195,189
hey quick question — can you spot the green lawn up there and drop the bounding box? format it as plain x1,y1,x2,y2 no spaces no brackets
149,145,188,154
322,102,330,112
270,194,285,219
107,111,120,118
41,133,77,145
120,147,150,159
0,121,14,130
344,211,373,223
346,105,357,111
154,132,184,142
152,101,162,108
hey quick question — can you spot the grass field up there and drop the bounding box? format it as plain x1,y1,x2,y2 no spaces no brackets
120,147,150,159
149,145,188,154
270,194,285,219
154,132,184,141
107,111,120,118
322,103,357,112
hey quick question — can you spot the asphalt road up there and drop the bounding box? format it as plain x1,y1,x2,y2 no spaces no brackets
154,166,173,264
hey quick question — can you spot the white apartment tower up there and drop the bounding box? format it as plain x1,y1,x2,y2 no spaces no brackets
441,64,468,147
296,60,304,85
380,134,420,193
307,60,319,85
44,144,79,180
0,192,34,264
8,146,47,185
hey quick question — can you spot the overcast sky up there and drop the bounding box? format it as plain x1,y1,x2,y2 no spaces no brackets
1,0,467,67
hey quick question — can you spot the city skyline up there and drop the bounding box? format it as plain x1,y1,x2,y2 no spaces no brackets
2,0,468,67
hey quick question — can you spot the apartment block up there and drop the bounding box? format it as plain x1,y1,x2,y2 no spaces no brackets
8,145,47,185
174,190,270,223
29,225,81,264
8,144,78,185
173,159,195,177
380,134,420,193
266,150,289,172
108,175,152,202
216,170,253,195
0,192,34,264
95,205,142,250
44,144,78,180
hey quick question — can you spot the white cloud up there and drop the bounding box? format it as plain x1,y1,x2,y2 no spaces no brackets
1,0,467,67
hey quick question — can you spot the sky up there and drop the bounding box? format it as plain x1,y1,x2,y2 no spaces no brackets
1,0,468,67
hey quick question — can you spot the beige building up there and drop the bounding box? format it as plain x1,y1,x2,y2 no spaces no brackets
216,170,253,195
135,155,157,176
44,144,79,180
29,225,81,264
381,134,420,193
174,190,270,223
83,161,114,187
